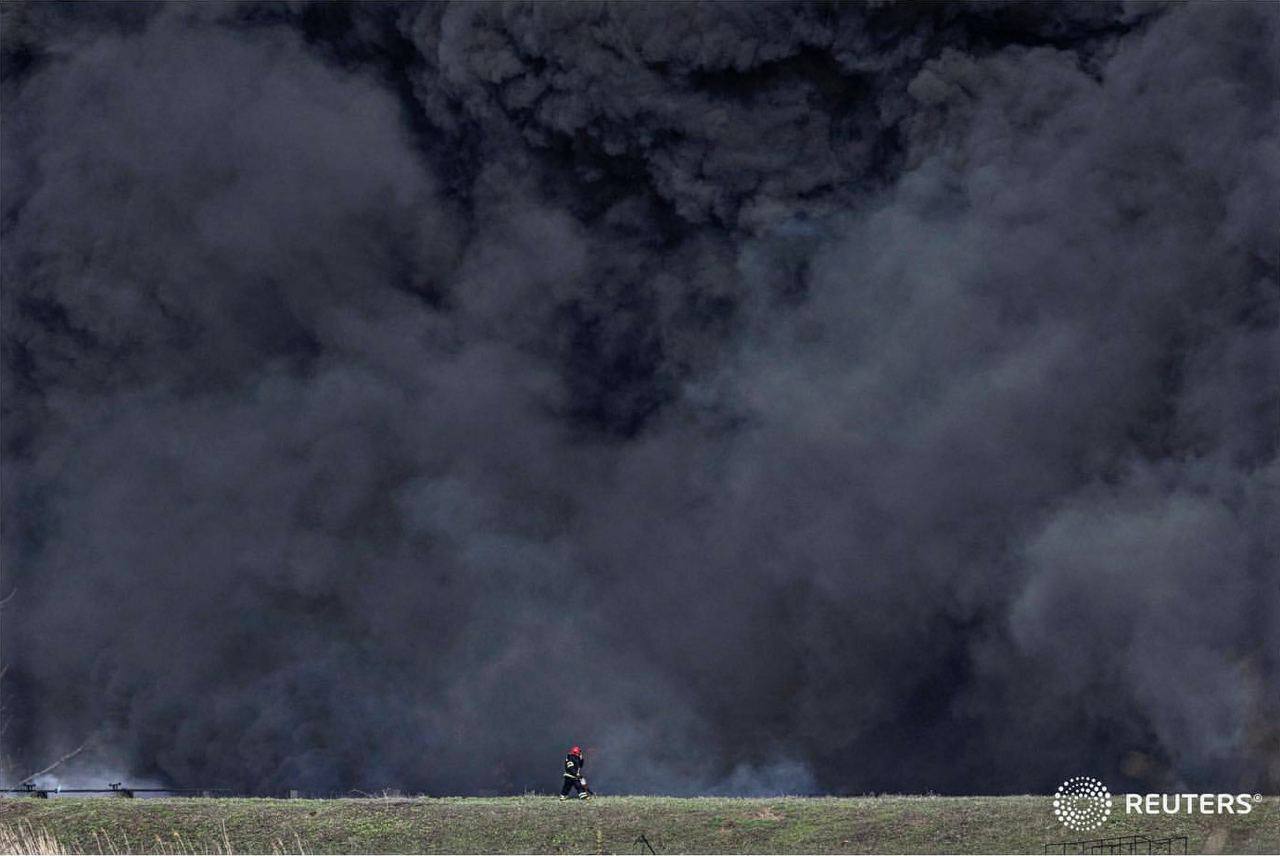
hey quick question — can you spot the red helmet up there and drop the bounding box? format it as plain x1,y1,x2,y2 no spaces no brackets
569,746,582,756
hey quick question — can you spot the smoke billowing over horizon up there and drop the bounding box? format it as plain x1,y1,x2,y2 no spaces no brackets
1,1,1277,796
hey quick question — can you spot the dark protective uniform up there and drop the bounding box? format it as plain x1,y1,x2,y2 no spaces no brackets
561,752,589,797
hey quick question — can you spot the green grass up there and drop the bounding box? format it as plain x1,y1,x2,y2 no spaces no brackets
1,795,1277,854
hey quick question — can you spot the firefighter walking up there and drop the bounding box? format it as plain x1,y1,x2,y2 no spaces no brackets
560,746,592,799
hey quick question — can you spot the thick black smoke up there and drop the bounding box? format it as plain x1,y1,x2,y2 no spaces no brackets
1,1,1277,796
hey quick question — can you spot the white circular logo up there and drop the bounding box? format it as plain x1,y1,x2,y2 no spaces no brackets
1053,776,1112,831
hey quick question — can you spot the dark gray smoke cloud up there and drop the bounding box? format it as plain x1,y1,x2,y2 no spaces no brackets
2,1,1277,796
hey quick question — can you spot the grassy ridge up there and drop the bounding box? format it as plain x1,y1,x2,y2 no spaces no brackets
1,795,1277,854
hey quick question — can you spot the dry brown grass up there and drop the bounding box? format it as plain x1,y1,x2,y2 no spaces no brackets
0,820,70,855
2,796,1278,854
0,819,306,855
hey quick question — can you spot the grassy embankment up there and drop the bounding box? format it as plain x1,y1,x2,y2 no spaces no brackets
2,795,1277,854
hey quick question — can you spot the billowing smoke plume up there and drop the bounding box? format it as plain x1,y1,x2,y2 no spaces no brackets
2,2,1276,796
